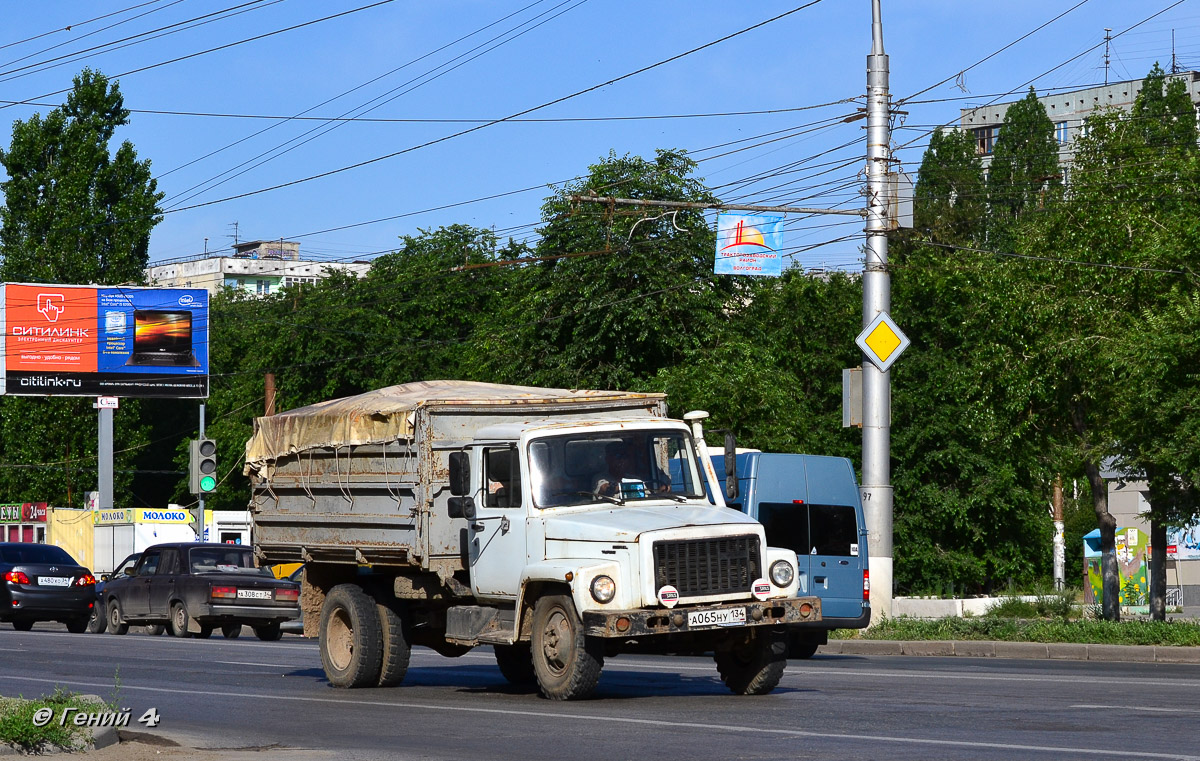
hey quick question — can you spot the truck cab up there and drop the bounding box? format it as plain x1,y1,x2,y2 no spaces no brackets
709,452,871,656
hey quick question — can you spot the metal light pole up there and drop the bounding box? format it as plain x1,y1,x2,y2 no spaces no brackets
862,0,894,622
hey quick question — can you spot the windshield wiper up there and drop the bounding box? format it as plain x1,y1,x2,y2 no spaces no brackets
578,491,622,506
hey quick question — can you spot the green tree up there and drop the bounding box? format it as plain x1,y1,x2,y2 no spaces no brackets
1002,65,1200,620
986,87,1060,250
914,128,985,244
0,68,162,283
0,69,160,507
482,149,738,390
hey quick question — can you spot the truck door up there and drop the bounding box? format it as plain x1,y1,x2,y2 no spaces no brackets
467,446,527,600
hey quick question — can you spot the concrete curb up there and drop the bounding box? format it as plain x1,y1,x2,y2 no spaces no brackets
817,640,1200,664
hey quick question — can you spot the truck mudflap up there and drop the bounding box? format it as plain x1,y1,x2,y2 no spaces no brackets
581,596,822,638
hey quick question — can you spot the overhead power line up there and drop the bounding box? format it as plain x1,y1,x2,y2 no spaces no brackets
161,0,829,215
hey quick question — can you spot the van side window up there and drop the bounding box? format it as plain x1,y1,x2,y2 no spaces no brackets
757,503,858,557
756,503,810,557
808,504,858,556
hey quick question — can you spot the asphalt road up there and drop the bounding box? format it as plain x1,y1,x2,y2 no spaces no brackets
2,624,1199,761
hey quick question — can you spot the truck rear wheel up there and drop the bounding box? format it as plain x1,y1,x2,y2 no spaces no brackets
530,594,603,700
376,602,411,687
494,643,536,687
714,628,787,695
320,584,382,688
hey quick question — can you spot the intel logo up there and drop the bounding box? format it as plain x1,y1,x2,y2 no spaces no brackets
178,294,195,306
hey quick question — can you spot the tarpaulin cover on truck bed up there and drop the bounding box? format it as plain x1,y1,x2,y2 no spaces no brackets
244,379,664,470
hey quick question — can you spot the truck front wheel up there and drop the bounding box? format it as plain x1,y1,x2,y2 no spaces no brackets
320,584,382,688
530,594,603,700
714,628,788,695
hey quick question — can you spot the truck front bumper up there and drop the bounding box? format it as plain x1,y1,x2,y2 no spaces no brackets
581,596,822,638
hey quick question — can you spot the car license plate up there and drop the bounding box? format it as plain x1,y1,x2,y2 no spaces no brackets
237,589,272,600
687,607,746,628
38,576,70,587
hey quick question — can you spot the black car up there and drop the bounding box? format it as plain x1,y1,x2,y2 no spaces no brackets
0,543,96,632
104,543,300,640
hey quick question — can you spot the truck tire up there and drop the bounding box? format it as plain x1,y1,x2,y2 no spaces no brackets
789,639,819,660
493,644,536,687
170,602,191,638
320,584,383,688
714,628,788,695
106,599,129,635
530,594,603,700
87,603,107,634
376,602,411,687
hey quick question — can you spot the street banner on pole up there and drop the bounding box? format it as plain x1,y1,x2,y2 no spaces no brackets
714,212,784,276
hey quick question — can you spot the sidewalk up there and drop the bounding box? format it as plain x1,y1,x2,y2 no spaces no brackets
818,639,1200,663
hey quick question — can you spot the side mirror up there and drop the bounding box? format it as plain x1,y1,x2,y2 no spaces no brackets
100,573,111,582
447,497,476,520
448,451,470,496
724,432,739,501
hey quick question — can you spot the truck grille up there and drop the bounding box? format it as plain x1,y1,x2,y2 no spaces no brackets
653,535,761,598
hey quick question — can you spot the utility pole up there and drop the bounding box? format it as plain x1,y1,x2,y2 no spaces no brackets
1053,476,1065,590
862,0,894,623
1103,28,1113,85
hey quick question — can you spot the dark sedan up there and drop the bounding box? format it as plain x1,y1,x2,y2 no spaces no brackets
0,543,96,632
104,543,299,640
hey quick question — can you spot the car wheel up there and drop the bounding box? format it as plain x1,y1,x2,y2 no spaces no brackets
146,625,166,636
195,626,213,639
221,624,242,639
169,602,191,638
530,594,603,700
66,617,89,634
254,622,282,641
87,603,107,634
319,584,382,688
12,620,33,632
106,599,129,635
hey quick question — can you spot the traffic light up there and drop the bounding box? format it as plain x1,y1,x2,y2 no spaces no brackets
189,438,217,494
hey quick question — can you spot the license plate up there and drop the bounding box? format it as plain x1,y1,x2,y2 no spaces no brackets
237,589,272,600
687,607,746,628
38,576,70,587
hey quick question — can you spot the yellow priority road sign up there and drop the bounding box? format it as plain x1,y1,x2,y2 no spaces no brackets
856,312,910,372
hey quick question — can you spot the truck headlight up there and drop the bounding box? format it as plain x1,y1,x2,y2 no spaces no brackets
590,575,616,603
769,560,794,587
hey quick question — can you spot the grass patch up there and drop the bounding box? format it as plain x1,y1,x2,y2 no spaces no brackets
839,616,1200,647
0,687,109,752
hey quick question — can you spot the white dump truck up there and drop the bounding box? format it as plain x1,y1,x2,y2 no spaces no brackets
246,380,821,700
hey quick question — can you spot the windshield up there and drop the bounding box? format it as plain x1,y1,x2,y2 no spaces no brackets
529,429,704,508
189,547,270,575
0,544,75,565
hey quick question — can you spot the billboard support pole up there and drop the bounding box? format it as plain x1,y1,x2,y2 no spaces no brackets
198,402,206,542
98,406,113,512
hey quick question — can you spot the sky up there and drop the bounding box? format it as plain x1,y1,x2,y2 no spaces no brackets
1,0,1197,273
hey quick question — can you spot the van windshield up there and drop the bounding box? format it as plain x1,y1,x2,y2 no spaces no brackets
529,430,704,508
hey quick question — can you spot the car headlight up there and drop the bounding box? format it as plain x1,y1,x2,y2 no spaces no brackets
590,575,616,603
769,560,794,587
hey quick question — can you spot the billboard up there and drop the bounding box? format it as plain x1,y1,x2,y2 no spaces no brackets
0,283,208,398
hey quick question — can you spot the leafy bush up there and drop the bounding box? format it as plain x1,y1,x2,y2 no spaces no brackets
0,687,105,751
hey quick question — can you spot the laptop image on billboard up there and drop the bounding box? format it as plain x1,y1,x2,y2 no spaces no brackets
124,310,201,367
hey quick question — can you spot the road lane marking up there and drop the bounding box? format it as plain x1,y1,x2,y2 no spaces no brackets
4,675,1198,761
1073,704,1200,714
